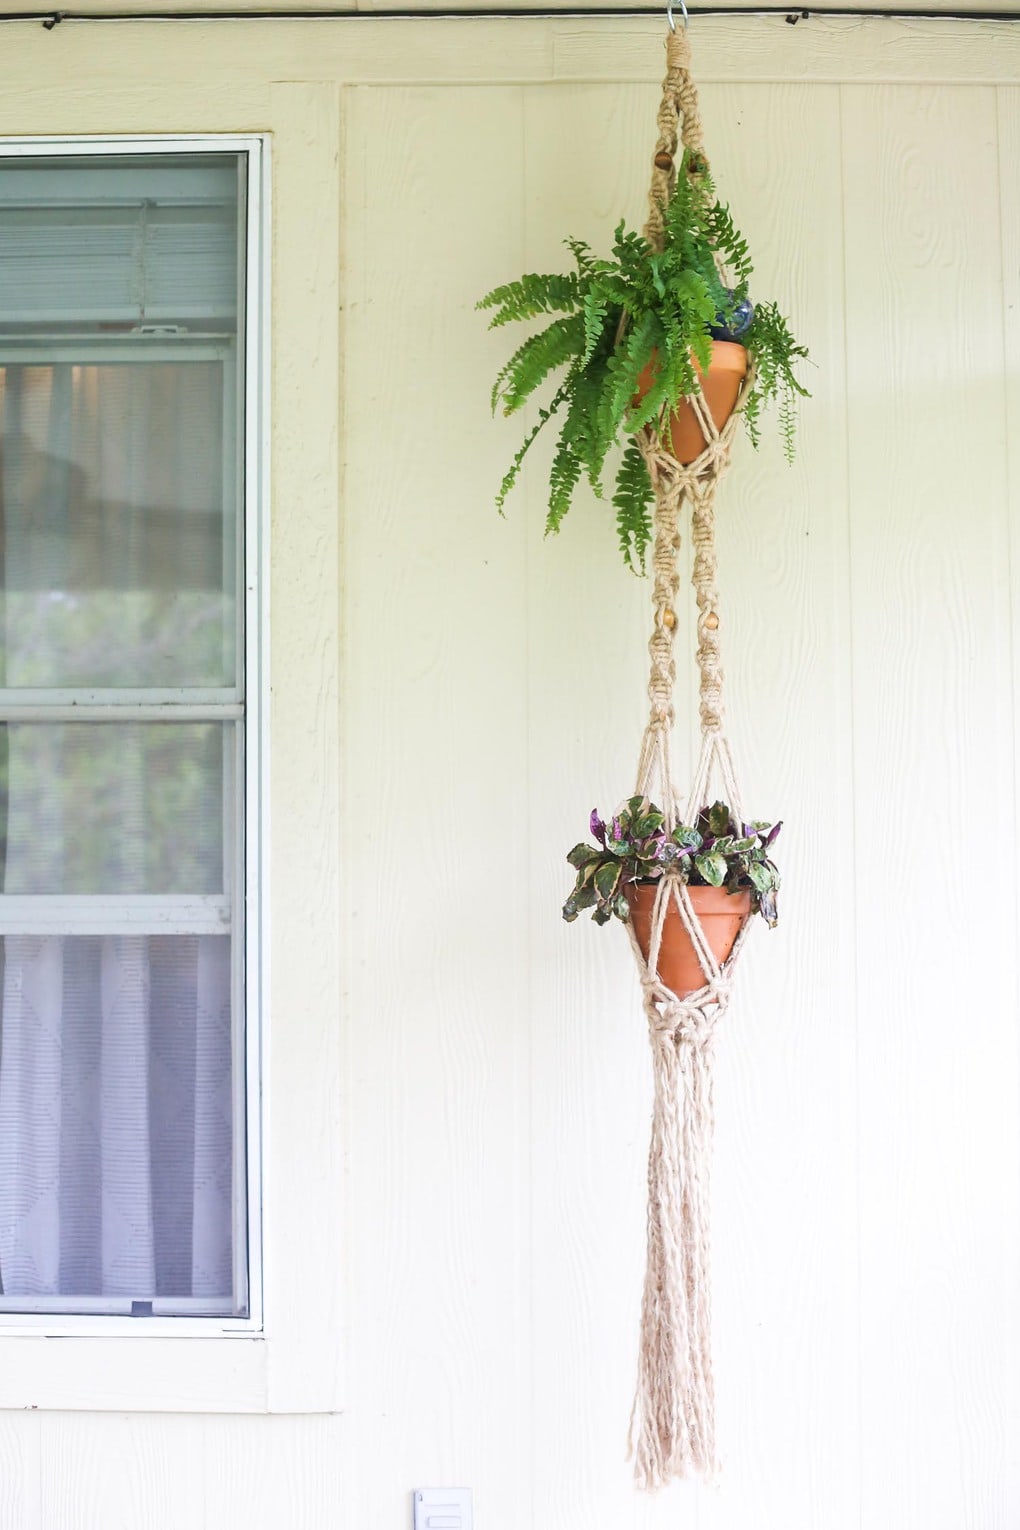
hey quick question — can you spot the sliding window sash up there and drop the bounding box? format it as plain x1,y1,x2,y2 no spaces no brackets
0,138,265,1330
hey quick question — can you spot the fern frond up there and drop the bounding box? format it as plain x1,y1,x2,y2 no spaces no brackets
561,365,611,495
581,288,612,366
545,427,585,538
622,369,669,438
494,378,572,516
596,273,637,315
611,221,649,268
604,310,661,438
742,387,762,452
671,268,715,327
477,272,581,328
654,310,700,399
705,199,753,287
492,314,584,415
779,385,797,463
613,442,654,573
742,299,811,458
565,238,596,276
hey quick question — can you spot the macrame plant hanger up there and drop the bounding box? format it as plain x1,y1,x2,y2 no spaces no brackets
626,22,755,1492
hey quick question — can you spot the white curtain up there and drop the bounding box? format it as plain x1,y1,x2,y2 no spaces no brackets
0,361,236,1306
0,933,232,1300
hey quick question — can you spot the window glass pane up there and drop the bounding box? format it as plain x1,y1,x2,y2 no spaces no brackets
0,156,238,330
0,359,236,688
0,722,227,895
0,150,241,692
0,932,239,1311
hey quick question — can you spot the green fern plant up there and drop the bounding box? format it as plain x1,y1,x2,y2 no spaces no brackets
478,150,810,572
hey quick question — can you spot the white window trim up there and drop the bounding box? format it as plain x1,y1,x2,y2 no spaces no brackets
0,134,271,1383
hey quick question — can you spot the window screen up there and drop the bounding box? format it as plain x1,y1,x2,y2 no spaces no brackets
0,151,250,1319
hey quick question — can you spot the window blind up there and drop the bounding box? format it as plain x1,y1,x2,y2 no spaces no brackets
0,157,239,326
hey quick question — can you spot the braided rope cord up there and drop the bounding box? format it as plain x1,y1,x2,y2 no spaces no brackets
626,27,754,1493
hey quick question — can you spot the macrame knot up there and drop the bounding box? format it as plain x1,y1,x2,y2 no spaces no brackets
671,1003,721,1050
644,973,729,1033
648,651,676,712
652,522,681,562
694,443,727,480
697,674,723,732
691,507,716,549
642,966,729,1024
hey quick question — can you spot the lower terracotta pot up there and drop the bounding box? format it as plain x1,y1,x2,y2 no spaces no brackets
627,882,752,998
635,340,748,465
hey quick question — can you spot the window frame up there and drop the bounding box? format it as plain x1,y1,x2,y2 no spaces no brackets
0,133,269,1342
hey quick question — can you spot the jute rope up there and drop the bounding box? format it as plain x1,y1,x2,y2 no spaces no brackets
625,27,754,1492
645,27,707,255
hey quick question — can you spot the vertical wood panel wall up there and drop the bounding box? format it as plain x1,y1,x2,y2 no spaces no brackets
0,18,1017,1530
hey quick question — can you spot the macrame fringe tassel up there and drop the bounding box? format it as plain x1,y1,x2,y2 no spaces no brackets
629,1024,718,1489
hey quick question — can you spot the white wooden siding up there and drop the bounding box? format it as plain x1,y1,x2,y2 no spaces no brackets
0,16,1017,1530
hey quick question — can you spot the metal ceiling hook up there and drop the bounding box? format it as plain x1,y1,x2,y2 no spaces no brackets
666,0,688,31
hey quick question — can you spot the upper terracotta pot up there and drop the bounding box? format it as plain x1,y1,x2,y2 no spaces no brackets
634,340,748,465
627,881,751,998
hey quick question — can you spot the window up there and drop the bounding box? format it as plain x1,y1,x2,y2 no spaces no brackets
0,145,262,1324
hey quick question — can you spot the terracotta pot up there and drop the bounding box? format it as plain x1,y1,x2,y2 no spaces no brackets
627,882,752,998
634,340,748,465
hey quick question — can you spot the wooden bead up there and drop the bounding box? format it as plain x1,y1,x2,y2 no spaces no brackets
654,151,674,171
662,607,677,629
703,612,719,630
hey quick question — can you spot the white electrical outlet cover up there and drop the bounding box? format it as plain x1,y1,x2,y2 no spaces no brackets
413,1487,473,1530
